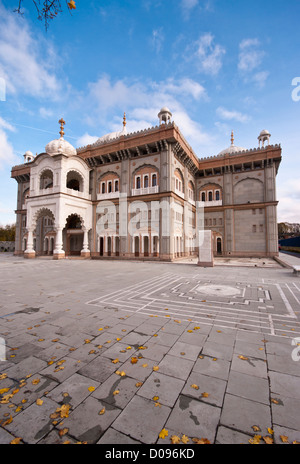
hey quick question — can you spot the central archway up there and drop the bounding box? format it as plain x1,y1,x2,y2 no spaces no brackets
64,214,84,256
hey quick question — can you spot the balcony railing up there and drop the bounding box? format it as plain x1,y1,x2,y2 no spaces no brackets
97,191,120,201
131,186,159,196
199,200,222,207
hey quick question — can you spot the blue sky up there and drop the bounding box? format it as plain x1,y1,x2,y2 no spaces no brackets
0,0,299,225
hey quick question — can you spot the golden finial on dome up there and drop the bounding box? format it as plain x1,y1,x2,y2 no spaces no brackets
123,112,126,127
231,130,234,146
59,118,65,138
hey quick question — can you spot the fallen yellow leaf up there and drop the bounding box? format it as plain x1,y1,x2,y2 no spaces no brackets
171,435,181,444
36,398,43,406
181,434,189,444
10,437,22,444
159,428,168,439
131,357,138,364
153,366,159,371
191,384,199,390
88,386,95,392
99,407,105,415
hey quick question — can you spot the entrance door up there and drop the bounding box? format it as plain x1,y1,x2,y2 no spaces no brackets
69,234,83,255
135,236,139,257
100,237,104,256
144,236,149,257
217,237,222,255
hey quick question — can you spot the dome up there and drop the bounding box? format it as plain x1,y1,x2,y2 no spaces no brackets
45,136,77,157
217,131,245,156
259,129,270,136
218,144,246,156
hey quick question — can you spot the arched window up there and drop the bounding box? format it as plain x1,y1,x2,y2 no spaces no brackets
201,192,206,202
208,191,213,201
40,169,53,190
144,175,149,188
66,171,83,192
152,174,157,187
136,176,141,189
216,190,220,201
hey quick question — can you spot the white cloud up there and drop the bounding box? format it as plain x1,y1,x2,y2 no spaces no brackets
81,74,211,152
191,33,226,75
238,38,268,88
151,28,164,53
216,106,250,123
77,133,99,148
277,179,300,223
0,120,18,169
0,4,61,99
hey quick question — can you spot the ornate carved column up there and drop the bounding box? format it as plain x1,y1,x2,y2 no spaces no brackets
24,228,36,259
81,228,91,258
53,227,65,260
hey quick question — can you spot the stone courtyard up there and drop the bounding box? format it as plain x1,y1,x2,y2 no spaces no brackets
0,253,300,445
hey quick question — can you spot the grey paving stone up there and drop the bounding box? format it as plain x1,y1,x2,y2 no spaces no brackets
0,426,18,444
220,393,272,436
3,356,48,381
77,355,116,383
182,371,227,407
234,339,266,359
4,396,59,444
201,340,233,361
165,395,221,443
226,370,270,404
113,331,150,348
40,356,87,383
92,373,140,409
269,371,300,399
97,427,141,444
135,342,169,362
137,371,185,407
166,341,201,361
193,355,230,380
101,342,138,363
57,396,121,444
157,354,194,380
149,331,180,347
271,394,300,431
112,394,171,444
117,356,157,382
46,372,100,408
215,425,253,444
231,353,268,378
267,353,300,376
273,425,300,445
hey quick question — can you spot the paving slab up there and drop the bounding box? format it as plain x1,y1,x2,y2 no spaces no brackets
112,395,171,444
165,395,221,443
1,255,300,444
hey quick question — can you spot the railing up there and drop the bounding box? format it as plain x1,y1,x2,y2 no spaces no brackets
131,186,159,196
199,200,223,207
97,192,120,201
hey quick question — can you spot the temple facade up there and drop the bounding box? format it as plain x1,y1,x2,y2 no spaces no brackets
11,108,282,261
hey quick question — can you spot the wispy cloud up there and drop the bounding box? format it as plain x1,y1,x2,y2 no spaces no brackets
0,118,18,169
216,106,250,123
0,4,62,100
238,38,268,88
79,74,211,152
186,33,226,75
151,28,164,53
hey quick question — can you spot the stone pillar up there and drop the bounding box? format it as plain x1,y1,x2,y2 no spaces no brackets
81,228,91,258
53,227,65,260
197,230,214,267
24,228,36,259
